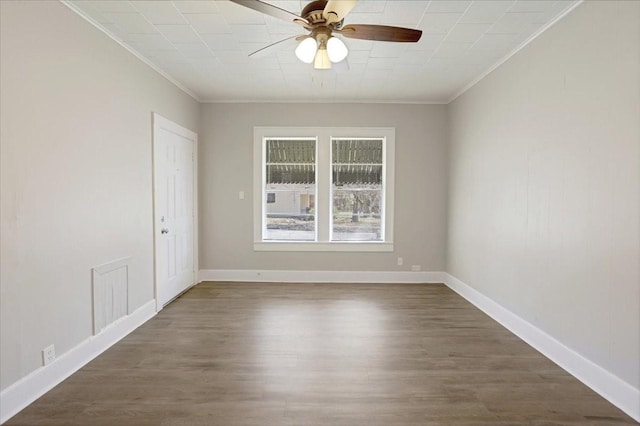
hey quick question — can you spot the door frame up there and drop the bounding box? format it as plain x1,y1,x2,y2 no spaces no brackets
152,112,198,312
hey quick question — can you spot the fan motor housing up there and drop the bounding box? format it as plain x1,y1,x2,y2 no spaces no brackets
301,0,343,28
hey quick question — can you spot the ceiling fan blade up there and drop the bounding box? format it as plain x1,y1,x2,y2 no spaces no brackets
248,35,301,58
339,24,422,42
229,0,309,26
323,0,358,24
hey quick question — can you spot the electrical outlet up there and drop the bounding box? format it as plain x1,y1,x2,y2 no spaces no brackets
411,265,421,272
42,344,55,366
397,257,403,266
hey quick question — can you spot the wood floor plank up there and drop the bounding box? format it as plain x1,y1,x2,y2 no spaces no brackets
5,282,637,425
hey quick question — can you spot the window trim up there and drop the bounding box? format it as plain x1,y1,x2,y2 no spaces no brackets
253,126,395,252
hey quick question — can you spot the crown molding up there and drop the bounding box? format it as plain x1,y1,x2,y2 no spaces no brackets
447,0,584,104
60,1,201,103
199,99,448,105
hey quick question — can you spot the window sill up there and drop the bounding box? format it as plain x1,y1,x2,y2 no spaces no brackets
253,241,394,252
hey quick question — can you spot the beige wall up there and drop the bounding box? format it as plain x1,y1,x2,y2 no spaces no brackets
199,103,448,272
447,0,639,389
0,1,200,390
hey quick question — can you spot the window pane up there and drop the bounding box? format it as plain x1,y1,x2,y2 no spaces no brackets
331,138,384,241
264,139,316,241
332,188,382,241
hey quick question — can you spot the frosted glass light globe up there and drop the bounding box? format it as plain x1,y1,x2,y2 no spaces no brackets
295,37,318,64
327,37,348,63
314,47,331,69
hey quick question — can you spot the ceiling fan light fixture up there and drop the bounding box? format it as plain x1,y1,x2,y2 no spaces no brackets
327,36,348,63
295,37,318,64
231,0,424,71
314,46,331,70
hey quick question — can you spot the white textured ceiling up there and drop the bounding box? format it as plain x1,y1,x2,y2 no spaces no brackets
65,0,580,103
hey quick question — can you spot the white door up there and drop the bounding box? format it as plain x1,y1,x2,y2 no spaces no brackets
153,114,197,309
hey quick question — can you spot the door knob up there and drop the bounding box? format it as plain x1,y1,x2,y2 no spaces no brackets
161,228,169,234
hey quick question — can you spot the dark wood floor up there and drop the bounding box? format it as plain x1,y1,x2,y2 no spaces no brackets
7,282,637,425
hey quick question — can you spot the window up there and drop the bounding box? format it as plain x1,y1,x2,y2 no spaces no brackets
254,127,394,252
332,138,383,241
264,138,316,241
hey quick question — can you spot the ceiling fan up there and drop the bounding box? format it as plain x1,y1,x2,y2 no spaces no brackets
229,0,423,70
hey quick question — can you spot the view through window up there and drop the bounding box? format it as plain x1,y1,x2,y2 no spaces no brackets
332,138,383,241
264,138,316,241
255,127,394,252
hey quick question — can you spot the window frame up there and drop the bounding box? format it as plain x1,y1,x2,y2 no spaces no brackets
253,126,395,252
262,136,318,242
330,137,386,242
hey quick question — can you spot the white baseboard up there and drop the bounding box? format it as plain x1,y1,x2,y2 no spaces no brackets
0,299,156,424
444,273,640,423
199,269,447,284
